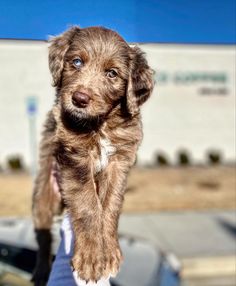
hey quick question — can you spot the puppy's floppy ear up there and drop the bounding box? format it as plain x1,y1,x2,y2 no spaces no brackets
48,26,80,87
126,46,154,116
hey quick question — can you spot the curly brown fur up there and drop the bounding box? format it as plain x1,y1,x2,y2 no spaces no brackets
32,26,154,284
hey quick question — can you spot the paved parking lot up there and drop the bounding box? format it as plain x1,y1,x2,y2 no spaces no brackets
119,210,236,285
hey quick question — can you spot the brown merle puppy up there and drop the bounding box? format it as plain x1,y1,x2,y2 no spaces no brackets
32,26,154,285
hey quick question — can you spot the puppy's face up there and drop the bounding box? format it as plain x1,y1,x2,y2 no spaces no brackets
49,26,154,123
61,27,130,120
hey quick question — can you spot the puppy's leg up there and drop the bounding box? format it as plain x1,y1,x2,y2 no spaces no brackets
32,112,59,286
58,162,104,282
100,155,136,278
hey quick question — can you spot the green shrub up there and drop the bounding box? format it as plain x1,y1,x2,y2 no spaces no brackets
7,155,24,171
177,150,191,166
207,151,222,165
156,152,169,166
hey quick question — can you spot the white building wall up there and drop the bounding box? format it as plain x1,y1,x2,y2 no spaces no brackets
140,44,235,164
0,40,235,167
0,40,54,168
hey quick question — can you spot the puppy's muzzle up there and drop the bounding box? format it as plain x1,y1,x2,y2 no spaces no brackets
72,91,91,108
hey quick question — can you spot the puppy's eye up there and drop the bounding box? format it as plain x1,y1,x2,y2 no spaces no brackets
73,58,83,68
106,69,118,79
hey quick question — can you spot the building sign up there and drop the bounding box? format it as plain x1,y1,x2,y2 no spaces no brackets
155,71,229,96
26,96,38,115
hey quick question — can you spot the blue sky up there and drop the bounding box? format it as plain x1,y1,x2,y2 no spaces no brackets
0,0,235,44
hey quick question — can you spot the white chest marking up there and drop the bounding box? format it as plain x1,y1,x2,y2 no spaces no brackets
95,137,116,173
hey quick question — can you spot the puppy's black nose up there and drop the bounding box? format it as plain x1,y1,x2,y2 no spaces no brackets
72,92,90,108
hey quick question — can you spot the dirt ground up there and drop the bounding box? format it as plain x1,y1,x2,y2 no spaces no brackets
0,166,235,216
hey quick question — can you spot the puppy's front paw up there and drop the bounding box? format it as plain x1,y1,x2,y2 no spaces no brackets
72,271,110,286
103,239,123,278
71,239,104,283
